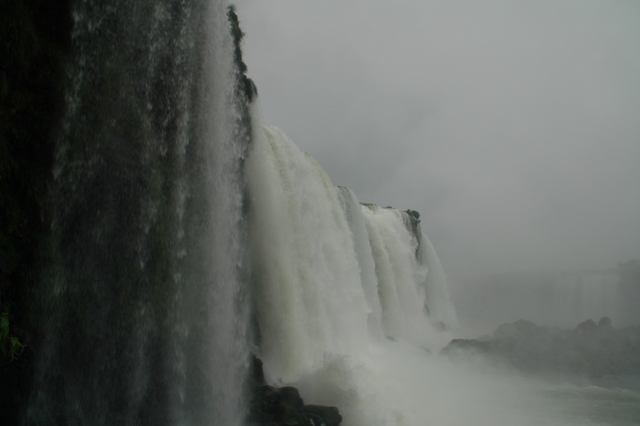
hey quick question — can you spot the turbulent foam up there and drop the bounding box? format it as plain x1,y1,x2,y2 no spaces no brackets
246,126,371,382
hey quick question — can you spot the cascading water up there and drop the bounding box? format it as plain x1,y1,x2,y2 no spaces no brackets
245,126,457,374
26,1,249,425
245,126,475,425
246,126,372,383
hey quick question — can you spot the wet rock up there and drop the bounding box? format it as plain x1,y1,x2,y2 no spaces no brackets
303,405,342,426
247,355,342,426
250,353,266,387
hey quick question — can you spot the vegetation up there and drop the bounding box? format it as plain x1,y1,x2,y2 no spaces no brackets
228,4,258,104
0,312,25,367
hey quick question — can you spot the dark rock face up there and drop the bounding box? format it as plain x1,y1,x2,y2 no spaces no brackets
247,355,343,426
303,405,343,426
441,318,640,379
279,387,305,411
0,2,74,423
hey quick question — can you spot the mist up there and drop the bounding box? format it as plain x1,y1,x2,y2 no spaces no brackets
236,0,640,284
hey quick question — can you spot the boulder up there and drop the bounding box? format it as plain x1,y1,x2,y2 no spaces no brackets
279,386,304,411
246,357,343,426
303,405,343,426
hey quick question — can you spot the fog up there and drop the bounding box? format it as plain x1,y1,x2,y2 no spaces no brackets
235,0,640,291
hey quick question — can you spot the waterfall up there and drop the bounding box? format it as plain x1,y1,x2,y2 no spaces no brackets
246,126,461,425
552,271,622,327
27,1,249,425
246,126,371,383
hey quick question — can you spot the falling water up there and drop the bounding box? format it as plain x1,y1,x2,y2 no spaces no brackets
26,1,249,425
245,127,473,425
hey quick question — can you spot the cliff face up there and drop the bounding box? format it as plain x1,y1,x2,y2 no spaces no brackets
1,1,73,421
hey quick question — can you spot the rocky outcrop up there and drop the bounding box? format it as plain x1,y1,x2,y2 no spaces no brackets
441,318,640,378
303,405,343,426
247,355,343,426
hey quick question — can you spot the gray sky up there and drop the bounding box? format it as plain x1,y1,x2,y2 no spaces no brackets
235,0,640,279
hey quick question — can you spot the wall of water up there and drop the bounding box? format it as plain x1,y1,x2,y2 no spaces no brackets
245,126,459,424
26,1,249,425
246,126,371,383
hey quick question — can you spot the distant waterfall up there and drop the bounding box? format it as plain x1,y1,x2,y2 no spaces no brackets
552,271,623,327
27,1,249,425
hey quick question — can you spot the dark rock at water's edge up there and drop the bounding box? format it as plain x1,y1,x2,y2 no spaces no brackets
441,318,640,379
303,405,343,426
247,354,343,426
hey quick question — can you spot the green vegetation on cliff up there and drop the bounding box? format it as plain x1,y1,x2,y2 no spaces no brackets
228,4,258,105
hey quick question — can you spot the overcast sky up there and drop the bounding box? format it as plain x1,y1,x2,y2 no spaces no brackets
234,0,640,279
